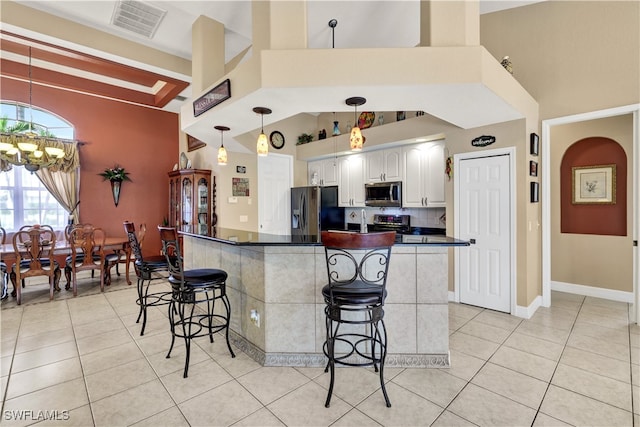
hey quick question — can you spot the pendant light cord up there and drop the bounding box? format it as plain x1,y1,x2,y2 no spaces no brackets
28,46,33,133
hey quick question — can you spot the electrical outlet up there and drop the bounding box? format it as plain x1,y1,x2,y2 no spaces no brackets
250,309,260,327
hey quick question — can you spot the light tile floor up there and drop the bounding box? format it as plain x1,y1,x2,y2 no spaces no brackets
1,273,638,426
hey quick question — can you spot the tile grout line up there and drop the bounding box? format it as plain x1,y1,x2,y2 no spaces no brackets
0,305,25,417
528,295,585,426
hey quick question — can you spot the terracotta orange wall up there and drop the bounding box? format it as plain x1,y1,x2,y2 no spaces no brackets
2,77,178,256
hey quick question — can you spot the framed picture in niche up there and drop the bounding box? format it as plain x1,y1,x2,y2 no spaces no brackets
530,133,539,156
530,181,539,203
529,161,538,177
396,111,405,121
572,164,616,204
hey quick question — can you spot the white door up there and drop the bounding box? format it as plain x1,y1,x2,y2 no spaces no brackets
457,153,512,312
258,153,293,235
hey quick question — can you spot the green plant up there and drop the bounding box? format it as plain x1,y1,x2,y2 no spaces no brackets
297,133,314,145
99,164,131,181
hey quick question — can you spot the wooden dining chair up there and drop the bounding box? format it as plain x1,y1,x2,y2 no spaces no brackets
65,224,107,296
10,226,60,305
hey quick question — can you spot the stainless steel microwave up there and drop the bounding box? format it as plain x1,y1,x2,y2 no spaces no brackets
364,181,402,207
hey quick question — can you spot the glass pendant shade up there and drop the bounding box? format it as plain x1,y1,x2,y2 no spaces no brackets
345,96,366,152
252,107,272,157
350,126,364,151
214,125,230,166
217,145,228,165
257,133,268,156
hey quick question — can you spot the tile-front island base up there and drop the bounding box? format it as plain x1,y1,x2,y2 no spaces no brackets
182,231,466,368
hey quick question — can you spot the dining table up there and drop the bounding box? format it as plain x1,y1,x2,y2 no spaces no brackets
0,236,132,295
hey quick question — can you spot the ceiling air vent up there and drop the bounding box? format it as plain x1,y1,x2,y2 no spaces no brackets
111,0,167,38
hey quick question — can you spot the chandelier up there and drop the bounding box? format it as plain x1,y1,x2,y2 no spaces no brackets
0,47,70,173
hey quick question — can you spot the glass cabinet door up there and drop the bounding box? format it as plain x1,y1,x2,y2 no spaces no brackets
197,178,208,235
181,177,193,232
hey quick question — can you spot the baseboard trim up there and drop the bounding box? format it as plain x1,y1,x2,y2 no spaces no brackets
514,295,542,319
448,291,458,302
551,281,634,303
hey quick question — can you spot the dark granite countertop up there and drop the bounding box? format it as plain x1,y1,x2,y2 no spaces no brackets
181,228,469,247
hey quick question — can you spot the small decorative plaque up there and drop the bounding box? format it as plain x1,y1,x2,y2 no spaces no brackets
193,79,231,117
471,135,496,147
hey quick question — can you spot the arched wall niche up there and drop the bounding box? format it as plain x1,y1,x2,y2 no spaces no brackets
560,137,627,236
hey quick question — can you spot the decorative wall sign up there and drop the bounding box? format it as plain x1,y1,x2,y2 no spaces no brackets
232,177,250,196
471,135,496,147
236,165,246,174
187,134,206,152
193,79,231,117
572,164,616,204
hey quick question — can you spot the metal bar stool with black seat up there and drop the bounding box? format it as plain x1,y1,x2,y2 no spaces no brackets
158,226,235,378
321,230,396,408
1,226,8,300
124,221,171,335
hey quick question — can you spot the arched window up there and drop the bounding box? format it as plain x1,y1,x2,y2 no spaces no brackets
0,101,73,231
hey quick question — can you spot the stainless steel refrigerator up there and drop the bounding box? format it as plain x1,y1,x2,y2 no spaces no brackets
291,186,344,237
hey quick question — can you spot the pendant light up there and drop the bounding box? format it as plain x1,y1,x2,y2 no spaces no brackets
346,97,366,151
215,125,229,166
253,107,272,156
0,46,66,172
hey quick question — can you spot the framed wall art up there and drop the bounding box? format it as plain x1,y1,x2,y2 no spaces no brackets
530,181,539,203
187,134,206,152
572,164,616,204
530,133,539,156
529,160,538,177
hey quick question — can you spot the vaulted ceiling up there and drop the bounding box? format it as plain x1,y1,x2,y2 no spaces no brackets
1,1,543,113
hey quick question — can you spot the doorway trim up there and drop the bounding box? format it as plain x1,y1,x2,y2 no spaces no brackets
541,104,640,323
454,146,517,314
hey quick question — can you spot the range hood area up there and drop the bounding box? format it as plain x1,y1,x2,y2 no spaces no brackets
180,47,538,154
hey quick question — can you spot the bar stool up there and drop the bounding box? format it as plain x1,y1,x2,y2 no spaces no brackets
321,230,396,408
1,227,8,300
124,221,170,335
158,226,235,378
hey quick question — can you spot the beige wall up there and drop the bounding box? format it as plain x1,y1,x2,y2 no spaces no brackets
480,1,640,121
481,1,639,297
550,114,634,291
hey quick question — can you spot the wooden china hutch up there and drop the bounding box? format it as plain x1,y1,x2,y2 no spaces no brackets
168,169,216,236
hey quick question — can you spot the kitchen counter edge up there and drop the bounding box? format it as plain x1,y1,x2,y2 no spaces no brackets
180,229,470,247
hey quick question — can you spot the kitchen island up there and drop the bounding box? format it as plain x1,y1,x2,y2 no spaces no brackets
180,228,468,368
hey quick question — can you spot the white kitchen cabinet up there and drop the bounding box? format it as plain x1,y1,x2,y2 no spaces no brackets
308,158,338,186
364,148,402,183
402,141,446,208
337,154,366,207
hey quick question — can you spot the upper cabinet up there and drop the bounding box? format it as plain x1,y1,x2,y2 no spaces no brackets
337,154,366,207
364,148,403,183
402,141,446,208
308,158,338,186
